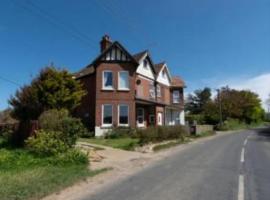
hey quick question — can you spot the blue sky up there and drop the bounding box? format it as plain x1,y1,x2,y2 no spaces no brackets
0,0,270,110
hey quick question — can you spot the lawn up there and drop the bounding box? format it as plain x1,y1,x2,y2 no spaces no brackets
79,137,140,151
0,144,105,200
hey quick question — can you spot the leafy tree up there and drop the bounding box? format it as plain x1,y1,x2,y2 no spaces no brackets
0,108,17,124
185,87,212,114
9,66,86,121
217,87,264,123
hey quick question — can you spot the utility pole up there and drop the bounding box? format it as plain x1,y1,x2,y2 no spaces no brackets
216,89,223,126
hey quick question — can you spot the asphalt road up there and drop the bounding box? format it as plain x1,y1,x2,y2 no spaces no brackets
83,128,270,200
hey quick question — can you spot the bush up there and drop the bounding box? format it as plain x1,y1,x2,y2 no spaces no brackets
26,130,69,156
104,127,137,139
216,118,246,131
38,109,87,147
47,149,89,165
137,125,187,144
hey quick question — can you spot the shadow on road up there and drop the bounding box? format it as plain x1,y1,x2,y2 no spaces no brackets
255,127,270,142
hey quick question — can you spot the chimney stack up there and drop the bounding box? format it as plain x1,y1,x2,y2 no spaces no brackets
100,35,112,52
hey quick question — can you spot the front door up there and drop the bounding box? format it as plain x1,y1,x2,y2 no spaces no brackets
157,112,163,126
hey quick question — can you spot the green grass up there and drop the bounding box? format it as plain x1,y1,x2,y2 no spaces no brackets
0,146,106,200
152,140,185,152
79,138,140,151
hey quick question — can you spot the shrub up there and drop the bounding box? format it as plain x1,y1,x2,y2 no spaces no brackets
38,109,87,147
104,127,137,139
216,118,246,131
47,149,89,165
137,125,187,144
26,130,69,156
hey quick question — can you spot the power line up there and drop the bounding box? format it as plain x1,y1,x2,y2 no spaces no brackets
12,0,98,49
0,76,21,86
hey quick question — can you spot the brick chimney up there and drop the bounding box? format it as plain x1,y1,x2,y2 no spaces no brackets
100,35,112,52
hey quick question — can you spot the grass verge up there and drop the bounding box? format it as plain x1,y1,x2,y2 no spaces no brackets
152,140,185,152
0,147,106,200
79,138,140,151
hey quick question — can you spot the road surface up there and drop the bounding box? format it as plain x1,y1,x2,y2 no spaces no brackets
82,128,270,200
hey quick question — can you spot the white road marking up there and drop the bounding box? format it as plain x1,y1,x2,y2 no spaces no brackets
240,148,245,163
243,138,248,146
238,175,244,200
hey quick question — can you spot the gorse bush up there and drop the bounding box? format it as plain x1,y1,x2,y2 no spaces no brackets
26,130,69,156
38,109,87,147
136,125,187,144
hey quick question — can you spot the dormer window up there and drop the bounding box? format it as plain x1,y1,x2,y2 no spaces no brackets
162,70,166,78
143,59,148,69
173,90,180,103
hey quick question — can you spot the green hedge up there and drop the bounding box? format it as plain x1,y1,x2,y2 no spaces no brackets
136,125,188,144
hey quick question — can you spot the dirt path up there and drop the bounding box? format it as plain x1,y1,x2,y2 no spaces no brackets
42,132,235,200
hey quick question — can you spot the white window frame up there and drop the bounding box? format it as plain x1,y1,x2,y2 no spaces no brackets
118,104,129,126
149,82,156,98
157,84,161,97
102,70,114,90
118,71,129,91
173,90,180,103
102,104,113,127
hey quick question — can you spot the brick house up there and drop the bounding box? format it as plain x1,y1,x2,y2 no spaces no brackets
74,35,185,136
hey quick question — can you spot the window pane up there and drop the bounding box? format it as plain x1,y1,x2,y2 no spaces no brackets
173,91,180,103
103,105,112,124
104,72,113,88
119,72,129,89
119,105,128,124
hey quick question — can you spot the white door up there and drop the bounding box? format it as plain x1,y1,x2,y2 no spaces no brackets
137,108,145,127
157,112,163,126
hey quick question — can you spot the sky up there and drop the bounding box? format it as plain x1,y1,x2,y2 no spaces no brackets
0,0,269,110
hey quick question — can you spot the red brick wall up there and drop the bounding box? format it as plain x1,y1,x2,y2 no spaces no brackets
135,75,155,101
74,75,96,130
95,62,137,128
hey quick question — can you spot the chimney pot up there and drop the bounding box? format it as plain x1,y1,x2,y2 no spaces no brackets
100,35,112,52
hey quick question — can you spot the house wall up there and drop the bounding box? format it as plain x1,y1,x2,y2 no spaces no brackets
156,67,170,86
135,75,155,101
136,56,155,80
95,62,137,136
74,74,96,130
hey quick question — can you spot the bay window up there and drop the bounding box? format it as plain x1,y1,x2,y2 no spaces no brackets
173,90,180,103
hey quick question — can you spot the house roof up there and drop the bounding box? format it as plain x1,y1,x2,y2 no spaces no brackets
154,62,166,74
171,76,186,87
73,66,94,79
133,50,148,62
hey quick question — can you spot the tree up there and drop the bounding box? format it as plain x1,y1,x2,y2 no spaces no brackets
216,87,264,123
0,108,17,124
185,87,212,114
9,66,86,121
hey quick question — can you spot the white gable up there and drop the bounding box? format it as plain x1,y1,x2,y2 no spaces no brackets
157,66,171,86
136,55,155,80
101,46,131,62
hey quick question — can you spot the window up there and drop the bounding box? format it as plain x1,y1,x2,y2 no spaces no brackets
157,85,161,97
137,108,144,126
173,90,180,103
149,82,155,98
118,71,129,90
149,115,155,125
162,70,166,78
118,104,129,125
103,71,113,89
102,104,112,126
143,59,148,69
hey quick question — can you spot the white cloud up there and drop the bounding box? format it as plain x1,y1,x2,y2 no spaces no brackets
219,73,270,110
